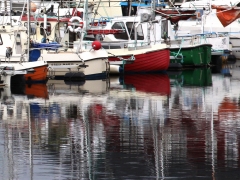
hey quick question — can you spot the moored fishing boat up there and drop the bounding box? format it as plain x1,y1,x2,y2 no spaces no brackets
84,9,170,73
0,22,48,85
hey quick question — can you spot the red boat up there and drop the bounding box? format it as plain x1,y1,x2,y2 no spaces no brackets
108,45,170,72
101,15,170,73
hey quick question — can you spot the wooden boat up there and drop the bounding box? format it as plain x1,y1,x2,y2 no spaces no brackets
169,40,212,68
85,13,170,73
107,43,170,72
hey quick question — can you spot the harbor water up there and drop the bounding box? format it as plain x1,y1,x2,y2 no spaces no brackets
1,64,240,179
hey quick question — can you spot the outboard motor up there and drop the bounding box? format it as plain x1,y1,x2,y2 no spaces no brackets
6,47,12,58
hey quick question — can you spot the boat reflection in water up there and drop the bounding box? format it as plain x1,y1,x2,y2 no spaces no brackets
0,83,48,126
110,73,170,123
120,73,171,96
167,68,240,178
2,69,240,179
109,73,171,96
168,68,213,87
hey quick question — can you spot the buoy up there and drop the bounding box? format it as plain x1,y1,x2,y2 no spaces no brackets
68,16,84,33
92,41,102,50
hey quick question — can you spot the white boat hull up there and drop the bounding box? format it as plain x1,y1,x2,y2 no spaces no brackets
41,49,109,79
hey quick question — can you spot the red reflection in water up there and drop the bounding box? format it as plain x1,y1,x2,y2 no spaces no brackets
216,97,240,167
218,97,239,118
124,74,171,96
89,104,121,152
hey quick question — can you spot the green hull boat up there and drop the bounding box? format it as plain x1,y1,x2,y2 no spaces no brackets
170,44,212,68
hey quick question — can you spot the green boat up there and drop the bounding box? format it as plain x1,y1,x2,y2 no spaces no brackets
169,43,212,68
168,68,212,87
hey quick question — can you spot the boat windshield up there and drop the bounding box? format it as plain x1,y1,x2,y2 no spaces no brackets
126,22,144,40
111,21,144,40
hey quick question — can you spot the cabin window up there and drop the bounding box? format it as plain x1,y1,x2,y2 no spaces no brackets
161,20,168,40
126,22,144,40
0,34,2,45
24,22,36,35
16,34,21,45
40,22,51,36
112,22,128,40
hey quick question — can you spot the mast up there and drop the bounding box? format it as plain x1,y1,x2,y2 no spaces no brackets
27,0,31,60
9,0,12,26
128,0,132,16
152,0,156,18
83,0,88,27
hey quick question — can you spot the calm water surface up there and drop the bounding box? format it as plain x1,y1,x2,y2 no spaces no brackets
1,66,240,179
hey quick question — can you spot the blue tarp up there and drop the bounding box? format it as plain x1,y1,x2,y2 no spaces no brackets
29,49,41,62
32,42,63,50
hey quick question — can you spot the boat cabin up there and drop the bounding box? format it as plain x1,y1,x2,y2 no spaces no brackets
19,4,94,49
96,9,163,46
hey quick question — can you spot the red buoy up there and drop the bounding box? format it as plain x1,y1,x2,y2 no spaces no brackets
92,41,102,50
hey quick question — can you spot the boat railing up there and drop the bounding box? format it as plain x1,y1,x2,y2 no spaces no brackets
90,17,113,27
80,40,154,50
176,32,230,46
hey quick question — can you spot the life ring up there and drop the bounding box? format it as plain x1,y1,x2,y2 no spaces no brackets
68,16,84,33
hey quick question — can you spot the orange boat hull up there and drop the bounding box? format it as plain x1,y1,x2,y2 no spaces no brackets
24,65,48,82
